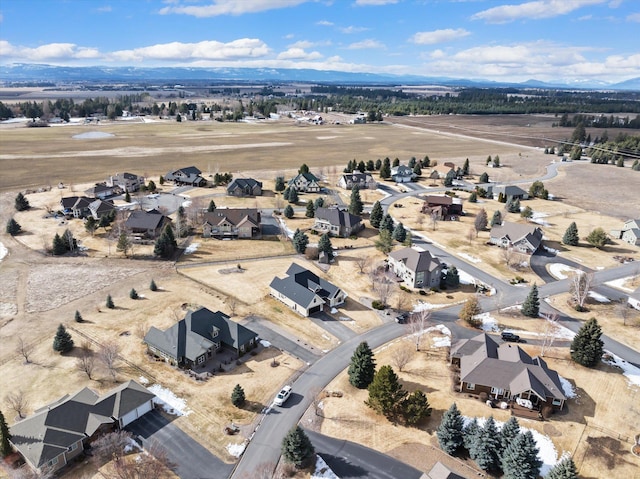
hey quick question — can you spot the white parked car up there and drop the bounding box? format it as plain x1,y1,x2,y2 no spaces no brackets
274,385,292,406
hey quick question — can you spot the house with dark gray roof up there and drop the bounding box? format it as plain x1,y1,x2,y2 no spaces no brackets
269,263,347,316
165,166,206,186
144,307,258,368
9,380,154,474
312,207,363,238
451,333,566,415
203,208,261,239
60,196,115,219
289,172,321,192
84,183,122,200
226,178,263,197
388,246,443,289
391,165,415,183
107,172,144,192
489,185,529,201
489,221,543,254
337,172,376,190
125,209,171,238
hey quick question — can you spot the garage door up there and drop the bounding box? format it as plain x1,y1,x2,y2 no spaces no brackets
308,305,322,315
120,401,153,427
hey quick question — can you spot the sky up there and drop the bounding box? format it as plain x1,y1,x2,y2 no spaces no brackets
0,0,639,84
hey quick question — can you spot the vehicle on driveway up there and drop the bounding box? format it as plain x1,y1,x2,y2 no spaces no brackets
395,313,409,324
501,332,521,343
274,385,292,406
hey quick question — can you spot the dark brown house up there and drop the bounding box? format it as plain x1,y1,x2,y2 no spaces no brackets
421,195,463,220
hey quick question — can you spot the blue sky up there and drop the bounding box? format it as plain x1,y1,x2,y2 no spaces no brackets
0,0,639,84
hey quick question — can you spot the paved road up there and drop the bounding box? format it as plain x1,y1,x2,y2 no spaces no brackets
128,410,234,479
306,430,423,479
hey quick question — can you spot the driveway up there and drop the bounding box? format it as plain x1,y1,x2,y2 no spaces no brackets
310,311,359,343
127,410,234,479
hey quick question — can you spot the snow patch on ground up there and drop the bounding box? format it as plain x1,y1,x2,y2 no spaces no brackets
184,243,200,254
138,376,149,385
181,199,192,208
226,442,246,458
0,242,7,262
548,263,580,280
605,276,636,293
124,437,142,453
477,312,499,332
530,212,551,226
587,291,610,303
72,131,115,139
331,307,338,314
458,269,476,285
148,384,191,416
602,351,640,388
259,339,271,347
312,455,339,479
459,253,481,263
413,301,451,312
543,245,559,255
559,376,577,399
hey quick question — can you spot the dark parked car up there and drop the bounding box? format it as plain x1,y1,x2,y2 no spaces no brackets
501,332,521,343
395,313,409,324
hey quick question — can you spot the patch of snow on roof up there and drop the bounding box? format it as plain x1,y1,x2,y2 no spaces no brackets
312,455,339,479
602,351,640,388
226,442,246,458
604,276,636,293
459,253,481,263
548,263,580,280
148,384,191,416
476,312,499,332
0,242,7,262
588,291,610,303
184,243,200,255
559,376,577,399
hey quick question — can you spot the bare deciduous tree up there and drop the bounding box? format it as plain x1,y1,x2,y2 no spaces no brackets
10,464,54,479
408,308,431,351
226,296,239,316
76,354,95,380
99,341,121,381
467,227,475,245
394,289,409,312
16,336,34,364
430,210,439,231
570,270,593,311
373,279,394,307
391,343,415,372
6,390,29,419
501,246,515,268
617,300,631,326
354,255,371,274
539,312,560,357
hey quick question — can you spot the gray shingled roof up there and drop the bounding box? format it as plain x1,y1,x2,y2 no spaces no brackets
315,207,362,229
125,210,170,232
490,222,543,249
269,263,342,308
227,178,262,193
427,461,467,479
203,208,260,228
388,246,441,274
492,185,528,197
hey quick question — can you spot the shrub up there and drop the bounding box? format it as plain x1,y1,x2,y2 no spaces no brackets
371,300,386,310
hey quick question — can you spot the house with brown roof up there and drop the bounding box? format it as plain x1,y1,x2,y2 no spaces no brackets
387,246,443,289
451,333,566,414
203,208,261,239
489,222,543,254
430,164,456,179
9,380,154,474
421,195,463,220
125,209,172,238
312,207,364,238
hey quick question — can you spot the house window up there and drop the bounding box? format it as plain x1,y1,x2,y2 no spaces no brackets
197,355,206,364
466,383,475,390
68,443,78,452
48,457,59,466
552,398,562,406
491,387,503,395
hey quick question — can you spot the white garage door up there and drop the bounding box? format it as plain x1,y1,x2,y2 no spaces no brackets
120,401,153,427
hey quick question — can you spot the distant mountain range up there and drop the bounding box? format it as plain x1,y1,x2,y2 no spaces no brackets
1,63,639,91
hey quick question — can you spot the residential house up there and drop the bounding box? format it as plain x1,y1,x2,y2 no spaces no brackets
9,380,154,474
165,166,206,187
312,207,364,238
203,208,261,239
107,172,145,192
489,222,543,254
611,219,640,246
144,307,258,368
430,164,456,180
450,333,566,414
421,195,463,220
125,209,172,238
88,199,116,219
289,172,321,193
629,286,640,311
337,171,377,190
270,263,347,316
60,196,115,219
390,165,415,183
226,178,263,197
387,246,443,289
490,185,529,201
424,462,467,479
84,183,121,200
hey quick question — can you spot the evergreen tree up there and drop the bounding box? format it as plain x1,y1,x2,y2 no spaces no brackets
53,324,74,353
6,217,21,236
546,455,578,479
463,418,481,456
14,192,30,211
159,175,165,185
493,155,500,168
106,294,115,309
468,191,477,203
366,159,375,171
392,158,400,167
74,310,83,323
52,233,67,255
357,160,366,173
314,197,325,209
150,279,158,291
408,157,416,169
375,158,382,170
586,227,609,248
444,169,456,187
501,431,542,479
116,232,131,255
85,216,97,235
498,192,506,203
375,229,394,254
349,186,364,215
491,210,502,227
479,172,489,183
147,180,157,192
207,200,216,212
129,288,138,300
562,222,579,246
0,409,11,457
292,229,309,254
474,208,488,232
154,224,177,258
445,266,460,288
348,341,376,389
370,201,383,228
474,416,501,472
500,416,521,454
413,163,422,176
521,206,533,219
284,204,294,218
281,426,315,468
380,213,394,234
422,155,430,168
462,158,470,176
366,365,407,420
570,317,604,367
125,191,131,203
522,284,540,317
401,390,431,425
507,197,521,213
305,200,315,218
231,384,245,408
437,403,465,455
288,187,299,204
298,163,310,174
274,176,285,192
393,222,407,243
283,186,291,201
318,233,333,260
632,159,640,171
380,157,391,179
99,214,111,230
486,155,492,165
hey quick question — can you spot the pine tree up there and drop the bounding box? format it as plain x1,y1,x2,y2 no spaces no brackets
348,341,376,389
52,233,67,255
366,365,407,420
150,279,158,291
53,324,74,353
468,191,477,203
444,169,456,187
298,163,309,174
474,416,501,472
375,158,382,170
147,180,157,192
474,208,488,232
445,266,460,288
357,160,366,173
370,201,383,228
413,163,422,176
500,416,521,454
423,155,430,168
521,206,533,219
349,186,363,215
207,200,216,212
292,229,309,254
231,384,245,407
546,455,578,479
501,431,542,479
288,187,299,204
125,191,131,203
85,216,97,235
154,224,177,258
498,192,506,203
491,210,502,227
522,284,540,317
74,310,83,323
366,159,375,171
479,172,489,183
437,403,465,455
116,232,131,255
159,175,165,185
318,233,333,260
0,410,11,457
463,418,481,456
462,158,470,176
282,187,291,201
6,218,21,236
314,197,324,209
284,204,294,218
380,214,394,234
274,176,285,192
392,158,400,167
129,288,138,300
14,192,30,211
401,390,431,425
281,426,315,468
380,157,391,179
562,222,579,246
586,227,609,248
305,200,315,218
507,197,521,213
570,317,604,367
375,229,394,254
493,155,500,168
393,222,406,243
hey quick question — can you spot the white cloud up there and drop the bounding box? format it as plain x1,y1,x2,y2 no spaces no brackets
96,5,112,12
347,39,385,49
316,20,334,26
411,28,470,45
628,12,640,22
159,0,312,17
354,0,398,5
472,0,605,24
111,39,270,62
340,25,369,33
288,39,331,49
430,49,446,59
277,47,323,60
0,42,102,61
